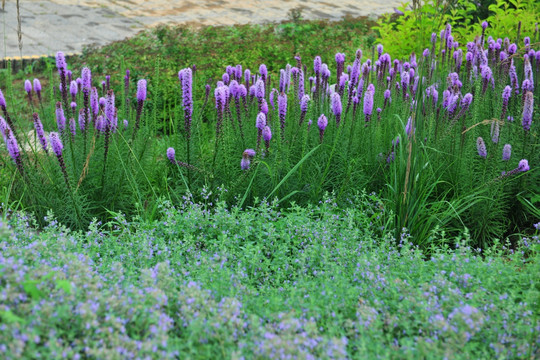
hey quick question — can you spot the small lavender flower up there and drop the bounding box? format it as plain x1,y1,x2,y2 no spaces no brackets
33,78,42,102
56,102,66,134
241,149,256,170
522,91,533,131
317,114,328,142
476,137,487,158
4,128,23,173
123,119,128,130
166,147,176,164
502,144,511,161
518,159,529,172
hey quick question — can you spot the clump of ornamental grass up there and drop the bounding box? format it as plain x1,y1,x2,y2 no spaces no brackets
0,53,163,229
163,23,537,248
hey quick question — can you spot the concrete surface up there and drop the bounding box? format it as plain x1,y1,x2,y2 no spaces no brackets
1,0,401,59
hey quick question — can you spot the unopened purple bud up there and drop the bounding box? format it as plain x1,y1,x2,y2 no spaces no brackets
518,159,529,172
166,147,176,163
461,93,473,109
524,36,530,47
256,112,266,130
49,132,63,156
476,137,487,158
502,144,511,161
384,89,391,100
508,43,517,55
222,72,229,84
244,148,256,158
522,91,533,131
71,101,77,112
331,92,342,117
377,44,383,57
137,79,147,102
24,80,32,94
482,21,488,30
423,48,430,57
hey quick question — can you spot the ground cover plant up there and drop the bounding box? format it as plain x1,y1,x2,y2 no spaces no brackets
0,194,538,359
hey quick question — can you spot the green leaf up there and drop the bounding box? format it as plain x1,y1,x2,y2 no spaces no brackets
0,310,26,324
56,280,72,295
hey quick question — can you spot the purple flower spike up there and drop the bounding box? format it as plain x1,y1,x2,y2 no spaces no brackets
259,64,268,80
261,99,268,115
1,88,8,107
263,125,272,142
300,95,310,113
423,48,430,57
56,102,66,134
55,52,66,72
24,80,32,94
70,80,78,97
405,117,414,137
137,79,147,102
502,144,511,161
317,113,328,142
522,91,533,131
255,79,265,100
482,21,488,30
78,108,86,132
167,147,176,164
256,112,266,130
49,132,63,157
518,159,529,172
331,92,342,126
278,93,287,138
314,56,322,75
476,137,487,158
181,68,193,139
33,113,48,153
363,85,374,122
4,128,22,171
33,78,42,101
241,157,250,170
69,118,76,137
244,149,256,158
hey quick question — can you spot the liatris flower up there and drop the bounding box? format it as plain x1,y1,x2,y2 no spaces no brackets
215,86,226,137
376,44,383,58
99,97,106,111
90,87,99,117
255,79,265,110
259,64,268,83
56,52,69,109
56,102,66,134
482,21,488,30
476,137,487,158
278,93,287,139
423,48,430,58
24,79,33,103
297,68,305,100
133,79,147,135
167,147,176,164
105,90,116,130
49,131,70,186
509,62,519,94
81,67,91,90
331,92,342,126
518,159,529,172
405,117,414,137
69,80,78,102
241,149,256,170
501,85,512,119
69,118,76,138
363,85,374,122
261,99,268,115
317,114,328,142
78,108,86,132
491,120,499,143
70,101,77,115
313,56,322,76
299,94,310,125
480,65,493,94
32,113,48,153
502,144,511,161
180,68,193,139
335,52,345,83
256,112,266,150
4,128,23,174
95,115,105,133
56,51,66,74
33,78,42,102
263,125,272,152
76,78,82,92
522,91,533,131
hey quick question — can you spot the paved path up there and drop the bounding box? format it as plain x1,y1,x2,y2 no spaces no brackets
1,0,400,59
